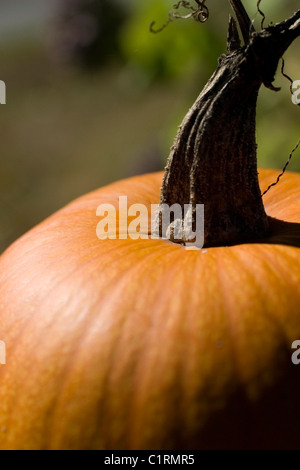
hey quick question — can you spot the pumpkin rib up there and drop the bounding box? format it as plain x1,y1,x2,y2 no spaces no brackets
214,249,249,389
45,241,181,449
230,245,300,392
127,251,195,449
233,247,289,352
249,245,300,333
215,246,281,393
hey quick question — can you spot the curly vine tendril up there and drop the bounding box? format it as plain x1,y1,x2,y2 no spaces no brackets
261,58,300,197
150,0,209,34
256,0,266,30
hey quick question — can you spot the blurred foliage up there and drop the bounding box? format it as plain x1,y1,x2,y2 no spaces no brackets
0,0,299,254
51,0,128,69
120,0,223,83
120,0,300,82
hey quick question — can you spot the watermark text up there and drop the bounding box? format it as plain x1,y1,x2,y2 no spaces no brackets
0,341,6,365
291,80,300,105
96,196,204,249
0,80,6,104
291,340,300,365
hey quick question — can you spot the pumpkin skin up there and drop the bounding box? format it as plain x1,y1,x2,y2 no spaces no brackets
0,168,300,450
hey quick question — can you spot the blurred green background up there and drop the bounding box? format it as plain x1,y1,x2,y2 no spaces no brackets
0,0,299,254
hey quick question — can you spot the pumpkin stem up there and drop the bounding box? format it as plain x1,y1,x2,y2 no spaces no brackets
157,5,300,248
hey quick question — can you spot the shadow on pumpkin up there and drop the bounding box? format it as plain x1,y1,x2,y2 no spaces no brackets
186,353,300,450
256,217,300,248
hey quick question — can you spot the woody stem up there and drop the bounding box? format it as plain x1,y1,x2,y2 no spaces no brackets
158,5,300,247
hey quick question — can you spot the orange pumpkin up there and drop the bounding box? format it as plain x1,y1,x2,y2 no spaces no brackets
0,168,300,450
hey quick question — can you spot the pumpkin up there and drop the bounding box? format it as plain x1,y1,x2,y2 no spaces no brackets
1,0,300,451
0,168,300,450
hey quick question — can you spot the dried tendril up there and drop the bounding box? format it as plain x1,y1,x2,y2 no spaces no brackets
261,58,299,196
150,0,209,34
261,139,300,197
257,0,266,30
